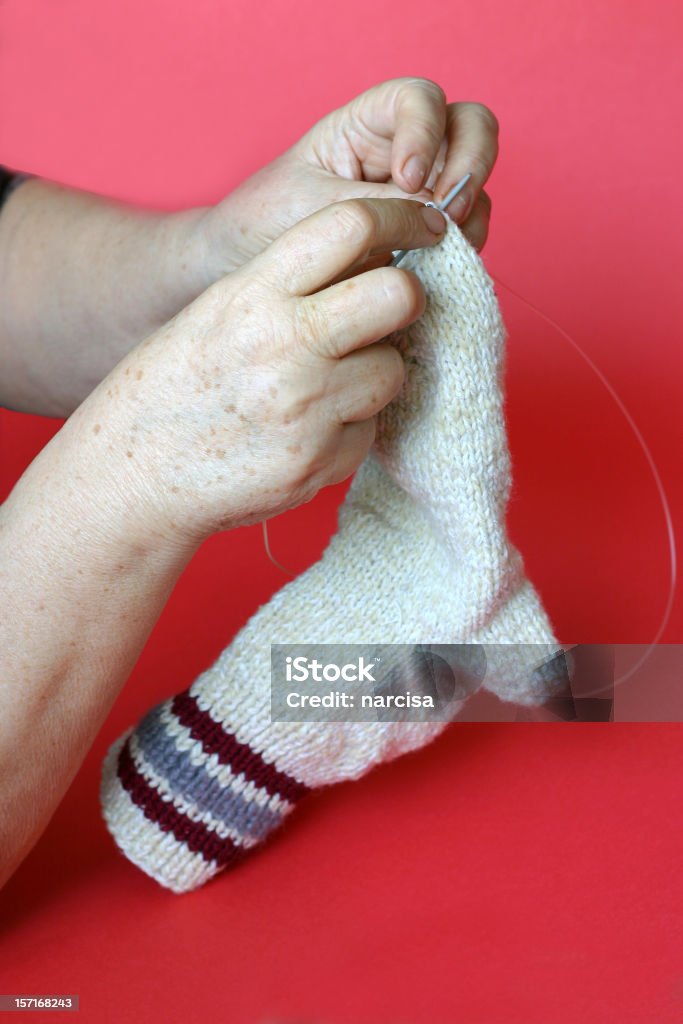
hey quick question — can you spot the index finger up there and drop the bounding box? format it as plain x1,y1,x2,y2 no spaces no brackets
255,197,446,297
432,102,500,225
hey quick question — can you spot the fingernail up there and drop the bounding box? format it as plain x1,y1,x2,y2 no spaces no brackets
447,186,473,223
421,205,447,235
402,154,428,191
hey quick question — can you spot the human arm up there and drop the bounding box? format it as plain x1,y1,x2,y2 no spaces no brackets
0,176,213,416
0,196,444,891
0,77,497,417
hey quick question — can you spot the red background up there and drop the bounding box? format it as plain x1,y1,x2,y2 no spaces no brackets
1,1,682,1020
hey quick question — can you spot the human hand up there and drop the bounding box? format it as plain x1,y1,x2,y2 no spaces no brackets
69,197,446,550
202,77,498,276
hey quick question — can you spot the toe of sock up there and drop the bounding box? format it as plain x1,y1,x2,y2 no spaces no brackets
474,579,566,706
100,732,225,894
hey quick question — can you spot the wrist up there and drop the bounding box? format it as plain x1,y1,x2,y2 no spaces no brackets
195,148,302,279
194,195,252,282
146,204,225,319
5,385,199,586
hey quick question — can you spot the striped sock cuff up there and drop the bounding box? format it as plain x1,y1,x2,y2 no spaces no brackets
100,687,310,893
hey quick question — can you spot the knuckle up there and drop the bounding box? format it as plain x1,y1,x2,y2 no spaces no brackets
286,433,336,503
292,299,326,352
376,267,425,320
331,199,378,251
289,437,317,479
283,243,318,286
399,76,446,106
275,369,330,446
469,101,500,136
460,148,495,182
225,282,263,322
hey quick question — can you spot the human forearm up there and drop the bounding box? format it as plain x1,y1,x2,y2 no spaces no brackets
0,177,219,416
0,195,444,891
0,81,498,420
0,387,195,890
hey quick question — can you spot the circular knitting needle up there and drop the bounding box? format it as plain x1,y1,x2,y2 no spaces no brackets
391,171,472,268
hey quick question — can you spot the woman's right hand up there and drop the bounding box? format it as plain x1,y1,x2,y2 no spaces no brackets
67,197,446,549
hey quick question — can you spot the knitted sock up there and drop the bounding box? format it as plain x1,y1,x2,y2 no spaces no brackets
101,222,566,892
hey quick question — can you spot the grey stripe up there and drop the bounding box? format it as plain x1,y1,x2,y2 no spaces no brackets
133,704,285,841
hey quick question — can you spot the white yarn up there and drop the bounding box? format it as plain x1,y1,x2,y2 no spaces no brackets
186,220,562,788
101,220,566,892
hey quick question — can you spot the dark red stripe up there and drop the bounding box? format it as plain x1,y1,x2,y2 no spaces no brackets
170,690,309,803
117,738,242,869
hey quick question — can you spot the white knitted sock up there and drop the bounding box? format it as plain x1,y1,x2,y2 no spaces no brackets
100,222,566,893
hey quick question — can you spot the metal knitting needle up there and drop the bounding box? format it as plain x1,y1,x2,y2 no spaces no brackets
390,171,472,267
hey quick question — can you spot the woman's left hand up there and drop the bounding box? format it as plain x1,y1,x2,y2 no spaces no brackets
204,77,498,273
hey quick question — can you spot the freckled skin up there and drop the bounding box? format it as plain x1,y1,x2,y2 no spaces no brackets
0,195,441,890
117,196,426,534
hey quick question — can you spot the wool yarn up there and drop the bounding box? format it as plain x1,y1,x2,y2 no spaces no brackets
100,221,566,892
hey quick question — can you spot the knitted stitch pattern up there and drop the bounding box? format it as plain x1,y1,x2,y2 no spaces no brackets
100,222,565,892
